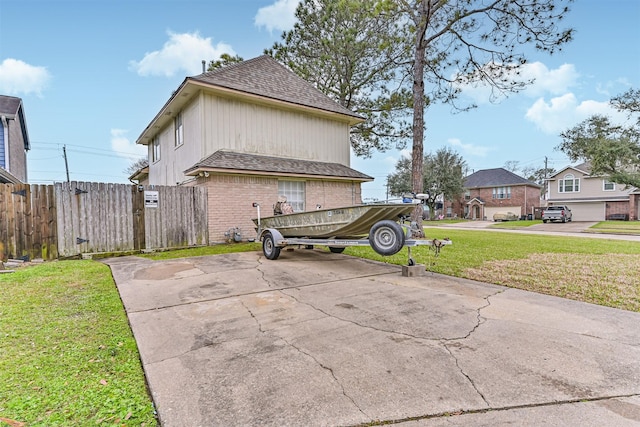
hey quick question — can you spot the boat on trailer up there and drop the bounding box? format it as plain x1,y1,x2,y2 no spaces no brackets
252,200,451,263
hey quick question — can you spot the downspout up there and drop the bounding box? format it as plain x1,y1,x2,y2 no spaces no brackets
1,116,9,171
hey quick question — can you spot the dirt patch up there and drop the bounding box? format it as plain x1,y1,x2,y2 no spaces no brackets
464,253,640,312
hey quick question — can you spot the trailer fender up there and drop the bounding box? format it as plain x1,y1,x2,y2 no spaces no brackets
259,228,284,245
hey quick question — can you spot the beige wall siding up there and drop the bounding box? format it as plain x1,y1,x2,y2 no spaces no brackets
203,173,363,242
202,93,351,165
549,170,629,199
148,98,203,186
7,116,27,182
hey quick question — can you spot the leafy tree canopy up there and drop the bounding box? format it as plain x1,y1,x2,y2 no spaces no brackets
558,89,640,188
266,0,413,157
207,53,244,71
387,147,466,220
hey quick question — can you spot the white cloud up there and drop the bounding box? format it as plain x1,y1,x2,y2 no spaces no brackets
520,63,579,97
459,62,580,104
110,129,147,161
0,58,51,96
129,31,235,77
447,138,493,157
254,0,299,33
524,93,622,134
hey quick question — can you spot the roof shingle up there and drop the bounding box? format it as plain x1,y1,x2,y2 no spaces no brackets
464,168,540,188
185,150,373,181
190,55,362,120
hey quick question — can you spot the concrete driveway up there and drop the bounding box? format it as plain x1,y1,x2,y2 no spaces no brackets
104,250,640,426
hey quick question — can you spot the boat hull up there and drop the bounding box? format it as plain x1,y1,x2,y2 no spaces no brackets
253,204,417,239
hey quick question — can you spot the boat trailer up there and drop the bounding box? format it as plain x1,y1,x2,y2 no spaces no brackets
252,199,451,266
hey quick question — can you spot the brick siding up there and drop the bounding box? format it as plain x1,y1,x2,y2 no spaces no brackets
202,174,363,242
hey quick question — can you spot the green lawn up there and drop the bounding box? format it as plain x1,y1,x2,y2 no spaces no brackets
343,228,640,312
0,261,157,426
2,230,639,424
489,219,543,228
588,220,640,235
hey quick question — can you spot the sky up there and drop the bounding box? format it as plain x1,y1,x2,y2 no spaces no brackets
1,0,639,202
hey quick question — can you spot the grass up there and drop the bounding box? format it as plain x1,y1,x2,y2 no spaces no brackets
0,261,157,426
342,228,640,312
588,220,640,235
1,229,638,424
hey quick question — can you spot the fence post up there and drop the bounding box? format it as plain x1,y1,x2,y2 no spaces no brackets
132,185,146,251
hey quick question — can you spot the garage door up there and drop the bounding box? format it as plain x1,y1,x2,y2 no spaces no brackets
569,202,605,221
485,206,521,220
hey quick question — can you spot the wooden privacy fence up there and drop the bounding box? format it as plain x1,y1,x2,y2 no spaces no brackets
1,182,208,260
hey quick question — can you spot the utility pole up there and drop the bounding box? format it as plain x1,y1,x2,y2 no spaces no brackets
543,156,548,200
63,145,70,183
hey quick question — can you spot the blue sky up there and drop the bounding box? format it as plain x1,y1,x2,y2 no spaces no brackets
1,0,639,202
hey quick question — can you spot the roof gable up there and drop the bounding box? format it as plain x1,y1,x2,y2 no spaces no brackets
548,162,592,179
0,95,30,151
190,55,361,120
464,168,540,188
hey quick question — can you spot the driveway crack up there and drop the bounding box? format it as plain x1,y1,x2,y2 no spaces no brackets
240,299,368,418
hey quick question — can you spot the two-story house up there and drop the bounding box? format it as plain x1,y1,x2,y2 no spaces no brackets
448,168,542,220
546,163,639,221
0,95,30,184
135,55,373,242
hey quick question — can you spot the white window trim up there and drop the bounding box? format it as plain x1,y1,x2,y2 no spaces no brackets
278,180,305,212
152,136,161,163
603,180,615,191
174,113,184,147
558,174,580,193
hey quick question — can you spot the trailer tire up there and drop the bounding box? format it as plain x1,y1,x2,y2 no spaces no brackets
329,247,345,253
262,232,281,260
369,220,405,256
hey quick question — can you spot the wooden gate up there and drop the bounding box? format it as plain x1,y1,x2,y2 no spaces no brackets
0,183,58,260
1,182,208,260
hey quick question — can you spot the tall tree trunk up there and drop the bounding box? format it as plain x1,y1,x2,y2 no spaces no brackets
411,1,428,230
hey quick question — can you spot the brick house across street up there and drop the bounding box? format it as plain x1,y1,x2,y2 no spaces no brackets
448,168,542,220
134,55,373,243
546,162,639,221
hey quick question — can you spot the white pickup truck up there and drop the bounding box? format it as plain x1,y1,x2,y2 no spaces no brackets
542,206,573,223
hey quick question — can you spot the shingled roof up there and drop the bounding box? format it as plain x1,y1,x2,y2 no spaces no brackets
0,95,30,151
190,55,362,120
185,150,373,181
465,168,540,188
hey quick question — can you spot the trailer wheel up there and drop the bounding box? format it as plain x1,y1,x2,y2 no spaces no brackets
329,247,345,253
369,220,405,256
262,232,281,260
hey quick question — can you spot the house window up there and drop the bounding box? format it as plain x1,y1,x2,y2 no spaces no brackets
152,136,160,163
464,190,470,200
278,180,305,212
492,186,511,199
174,112,183,147
558,174,579,193
603,180,615,191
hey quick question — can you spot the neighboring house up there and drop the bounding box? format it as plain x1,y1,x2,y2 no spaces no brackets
448,168,541,220
546,162,639,221
135,55,373,242
0,95,30,184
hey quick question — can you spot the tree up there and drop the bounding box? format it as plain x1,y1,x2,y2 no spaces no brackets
387,147,466,220
503,160,520,173
125,158,148,176
207,53,244,71
396,0,574,223
558,90,640,188
266,0,413,157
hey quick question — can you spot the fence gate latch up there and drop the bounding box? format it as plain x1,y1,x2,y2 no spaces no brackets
76,237,89,244
11,189,27,197
75,188,88,195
